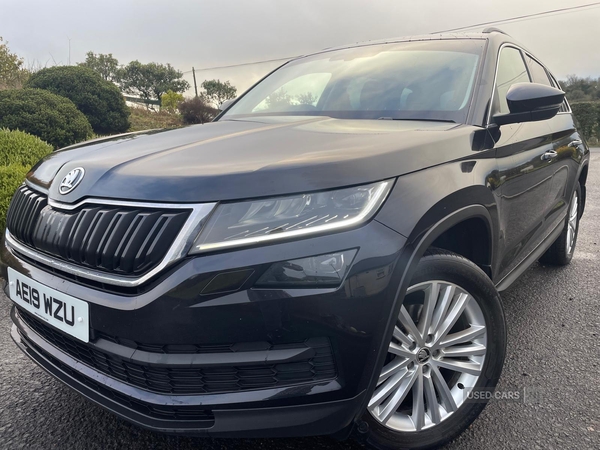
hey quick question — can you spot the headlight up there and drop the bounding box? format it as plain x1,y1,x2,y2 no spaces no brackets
190,180,393,253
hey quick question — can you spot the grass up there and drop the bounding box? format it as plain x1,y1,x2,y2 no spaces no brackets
128,107,183,132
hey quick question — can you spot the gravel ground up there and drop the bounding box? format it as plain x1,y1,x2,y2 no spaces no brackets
0,152,598,450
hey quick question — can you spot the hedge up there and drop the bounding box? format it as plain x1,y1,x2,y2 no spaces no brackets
0,88,93,148
27,66,130,135
0,128,54,166
0,165,30,231
570,102,600,142
0,129,53,230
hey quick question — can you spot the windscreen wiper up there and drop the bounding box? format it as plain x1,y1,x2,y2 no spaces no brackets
378,117,456,123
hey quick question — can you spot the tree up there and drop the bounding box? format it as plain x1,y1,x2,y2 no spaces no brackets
0,89,92,148
560,75,600,102
78,51,120,83
119,61,189,105
201,79,237,108
178,96,218,124
27,66,130,134
265,89,293,110
0,37,29,90
161,89,184,112
297,92,317,106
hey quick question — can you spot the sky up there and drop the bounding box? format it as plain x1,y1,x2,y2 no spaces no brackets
2,0,599,97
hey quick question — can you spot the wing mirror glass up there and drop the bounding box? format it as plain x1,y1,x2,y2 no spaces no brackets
493,82,565,126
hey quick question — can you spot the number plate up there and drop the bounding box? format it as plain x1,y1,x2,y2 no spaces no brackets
8,267,89,343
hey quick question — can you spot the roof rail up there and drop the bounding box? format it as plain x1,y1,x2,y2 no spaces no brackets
482,27,510,36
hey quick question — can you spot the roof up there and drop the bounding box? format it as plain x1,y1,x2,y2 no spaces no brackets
293,29,516,61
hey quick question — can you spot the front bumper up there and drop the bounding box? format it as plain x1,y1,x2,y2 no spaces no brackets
2,220,407,437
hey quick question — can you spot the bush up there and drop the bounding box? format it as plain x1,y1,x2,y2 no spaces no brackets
0,128,53,166
128,107,183,131
570,102,599,141
0,164,30,230
27,66,130,134
178,97,218,124
161,90,184,112
0,89,92,148
0,129,53,230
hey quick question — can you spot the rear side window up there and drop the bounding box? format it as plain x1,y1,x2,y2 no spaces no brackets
493,47,530,115
547,74,570,113
526,55,552,86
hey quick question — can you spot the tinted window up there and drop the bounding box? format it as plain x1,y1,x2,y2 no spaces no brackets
223,40,485,124
526,56,552,86
547,74,570,112
494,47,530,115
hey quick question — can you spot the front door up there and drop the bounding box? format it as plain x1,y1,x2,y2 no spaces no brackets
491,46,558,279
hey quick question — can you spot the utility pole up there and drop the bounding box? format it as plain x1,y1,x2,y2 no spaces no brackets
67,36,71,65
192,67,199,97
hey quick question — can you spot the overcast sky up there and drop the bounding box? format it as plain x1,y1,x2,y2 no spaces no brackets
2,0,599,96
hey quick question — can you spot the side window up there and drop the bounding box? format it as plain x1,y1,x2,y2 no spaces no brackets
493,47,530,115
548,74,570,113
525,55,552,86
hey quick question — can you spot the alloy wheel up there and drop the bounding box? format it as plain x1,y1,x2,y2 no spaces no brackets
368,281,487,432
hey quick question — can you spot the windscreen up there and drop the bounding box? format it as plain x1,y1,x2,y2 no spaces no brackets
222,39,485,123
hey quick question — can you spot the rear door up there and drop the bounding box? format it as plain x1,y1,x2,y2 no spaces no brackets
492,46,558,279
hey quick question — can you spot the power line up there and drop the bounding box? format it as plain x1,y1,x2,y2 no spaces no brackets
184,2,600,74
434,1,600,33
182,55,299,74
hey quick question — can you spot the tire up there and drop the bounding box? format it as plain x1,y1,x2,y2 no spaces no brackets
362,249,506,450
539,183,581,266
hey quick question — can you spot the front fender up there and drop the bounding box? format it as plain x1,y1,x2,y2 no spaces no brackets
375,157,500,269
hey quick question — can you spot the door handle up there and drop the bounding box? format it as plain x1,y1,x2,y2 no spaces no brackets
568,140,582,148
541,150,558,161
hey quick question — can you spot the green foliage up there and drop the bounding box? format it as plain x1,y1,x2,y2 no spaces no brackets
119,61,189,103
0,165,30,230
161,89,184,112
128,107,183,131
0,88,93,148
178,96,218,124
0,129,52,230
570,103,596,139
0,128,53,166
201,79,237,108
78,51,120,82
570,102,600,142
27,66,130,134
560,75,600,102
0,36,29,90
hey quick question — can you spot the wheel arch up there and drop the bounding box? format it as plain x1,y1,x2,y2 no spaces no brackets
577,161,589,217
356,190,499,426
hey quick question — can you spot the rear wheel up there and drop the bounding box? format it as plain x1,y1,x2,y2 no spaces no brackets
540,183,581,266
362,249,506,450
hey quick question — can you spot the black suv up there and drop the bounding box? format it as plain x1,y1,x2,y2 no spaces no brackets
1,29,589,450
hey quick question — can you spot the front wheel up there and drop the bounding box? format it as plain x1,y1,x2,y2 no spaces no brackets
362,249,506,450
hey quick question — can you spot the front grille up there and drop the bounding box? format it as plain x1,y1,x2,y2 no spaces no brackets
6,185,190,276
19,310,336,395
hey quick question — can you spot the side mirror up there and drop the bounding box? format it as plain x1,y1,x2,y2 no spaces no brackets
219,98,236,111
493,82,565,126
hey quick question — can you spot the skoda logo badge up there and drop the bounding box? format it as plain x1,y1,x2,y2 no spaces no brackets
59,167,85,194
